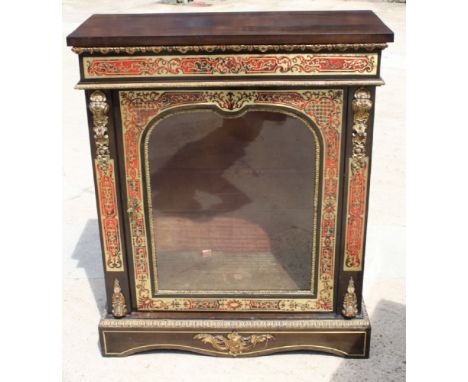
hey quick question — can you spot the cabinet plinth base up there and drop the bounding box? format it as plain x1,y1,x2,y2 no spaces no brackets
99,303,371,358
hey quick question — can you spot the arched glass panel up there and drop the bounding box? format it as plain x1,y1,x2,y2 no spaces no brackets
145,109,321,292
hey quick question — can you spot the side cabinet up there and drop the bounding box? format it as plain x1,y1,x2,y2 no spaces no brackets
67,11,393,358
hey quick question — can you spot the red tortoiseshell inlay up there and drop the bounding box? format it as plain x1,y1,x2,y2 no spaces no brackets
84,54,378,78
119,90,344,312
344,159,369,271
96,160,124,271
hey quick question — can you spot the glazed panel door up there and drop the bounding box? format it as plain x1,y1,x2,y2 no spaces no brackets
146,109,318,293
118,89,345,313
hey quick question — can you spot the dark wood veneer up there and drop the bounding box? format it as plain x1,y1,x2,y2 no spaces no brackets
67,11,393,47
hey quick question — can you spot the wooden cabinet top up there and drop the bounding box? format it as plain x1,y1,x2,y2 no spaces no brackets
66,11,393,47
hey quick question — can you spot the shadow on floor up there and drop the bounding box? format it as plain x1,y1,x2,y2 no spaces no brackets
330,299,406,381
71,219,106,311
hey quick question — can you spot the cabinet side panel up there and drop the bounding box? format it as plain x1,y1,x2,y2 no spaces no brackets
338,86,376,315
85,89,132,315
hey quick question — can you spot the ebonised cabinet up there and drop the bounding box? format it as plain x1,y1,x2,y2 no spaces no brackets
67,11,393,358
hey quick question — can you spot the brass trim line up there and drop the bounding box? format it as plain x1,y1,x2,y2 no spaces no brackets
72,43,388,55
99,302,370,329
75,79,385,90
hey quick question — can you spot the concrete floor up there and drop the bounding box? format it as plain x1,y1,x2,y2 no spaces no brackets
63,1,405,381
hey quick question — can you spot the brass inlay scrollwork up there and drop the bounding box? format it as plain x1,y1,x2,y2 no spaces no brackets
89,90,110,169
119,89,343,312
72,43,387,55
343,88,372,271
194,331,274,355
351,88,373,174
89,91,124,271
83,53,378,79
342,277,358,318
111,279,127,318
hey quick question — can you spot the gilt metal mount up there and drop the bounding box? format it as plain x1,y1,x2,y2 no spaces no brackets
194,331,274,355
89,90,110,169
111,279,127,318
342,277,359,318
351,88,373,174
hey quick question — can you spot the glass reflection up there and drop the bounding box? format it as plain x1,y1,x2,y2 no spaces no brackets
146,110,319,292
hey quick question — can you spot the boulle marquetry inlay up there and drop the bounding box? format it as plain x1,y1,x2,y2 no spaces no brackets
83,53,378,79
344,88,373,271
89,91,124,272
119,89,344,312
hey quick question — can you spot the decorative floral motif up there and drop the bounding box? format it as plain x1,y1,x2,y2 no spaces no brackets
350,88,372,174
194,331,274,355
119,89,344,312
89,91,110,168
84,54,377,78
